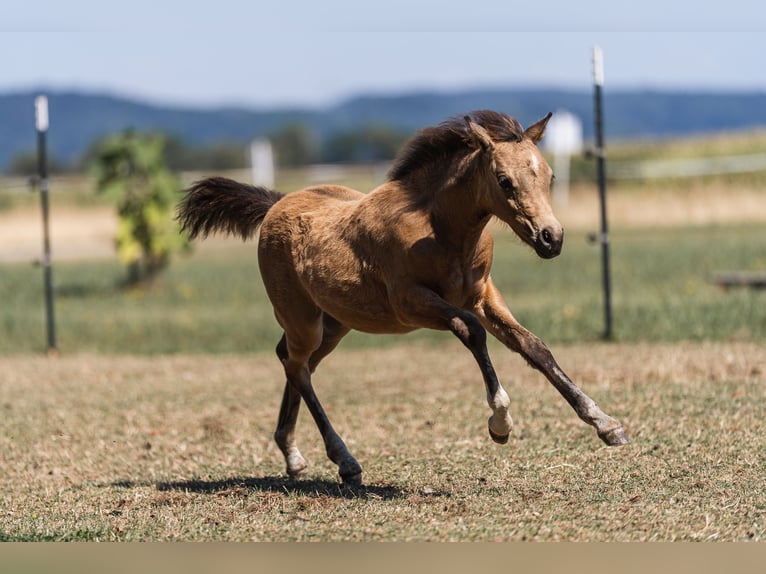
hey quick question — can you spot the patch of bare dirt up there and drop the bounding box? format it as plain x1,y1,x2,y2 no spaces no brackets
0,206,116,263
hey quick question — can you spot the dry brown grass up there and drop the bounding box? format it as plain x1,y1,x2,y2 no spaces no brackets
559,182,766,230
2,341,765,541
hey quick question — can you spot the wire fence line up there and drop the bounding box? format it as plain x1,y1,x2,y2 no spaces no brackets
608,152,766,180
2,152,766,201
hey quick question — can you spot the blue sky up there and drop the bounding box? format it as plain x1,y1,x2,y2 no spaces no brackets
2,1,765,108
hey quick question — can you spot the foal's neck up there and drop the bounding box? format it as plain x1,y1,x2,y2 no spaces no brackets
429,169,491,251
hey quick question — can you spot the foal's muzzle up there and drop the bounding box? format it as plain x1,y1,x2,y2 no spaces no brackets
535,226,564,259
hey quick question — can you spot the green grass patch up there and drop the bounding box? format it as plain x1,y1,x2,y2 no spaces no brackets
1,223,765,355
0,529,109,542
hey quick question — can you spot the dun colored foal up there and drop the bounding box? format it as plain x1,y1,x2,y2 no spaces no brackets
178,110,628,485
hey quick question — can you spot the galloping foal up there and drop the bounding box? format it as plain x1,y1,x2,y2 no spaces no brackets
177,110,628,485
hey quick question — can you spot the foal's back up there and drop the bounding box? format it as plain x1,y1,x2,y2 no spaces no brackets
259,184,366,253
258,183,415,334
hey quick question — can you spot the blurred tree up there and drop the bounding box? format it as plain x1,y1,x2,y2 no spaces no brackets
269,123,318,167
162,136,246,171
322,125,408,163
159,136,193,171
91,130,188,285
82,135,246,173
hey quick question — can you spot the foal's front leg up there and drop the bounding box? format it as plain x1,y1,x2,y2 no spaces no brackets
476,279,629,446
396,286,514,444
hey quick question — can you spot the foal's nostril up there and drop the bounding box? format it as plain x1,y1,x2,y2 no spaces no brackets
535,226,563,259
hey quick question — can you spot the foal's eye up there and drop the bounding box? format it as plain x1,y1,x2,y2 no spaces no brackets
497,175,515,194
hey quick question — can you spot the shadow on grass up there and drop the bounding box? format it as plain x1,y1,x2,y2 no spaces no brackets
111,475,404,500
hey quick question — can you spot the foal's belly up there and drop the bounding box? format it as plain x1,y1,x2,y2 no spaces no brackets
317,298,416,335
320,300,417,335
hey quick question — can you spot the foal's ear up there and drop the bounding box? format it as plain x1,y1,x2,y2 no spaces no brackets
524,112,553,144
464,116,494,152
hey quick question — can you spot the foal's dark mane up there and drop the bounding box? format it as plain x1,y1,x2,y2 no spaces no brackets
387,110,525,183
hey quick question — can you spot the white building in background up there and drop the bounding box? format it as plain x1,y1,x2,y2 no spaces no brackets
250,139,275,188
543,109,583,207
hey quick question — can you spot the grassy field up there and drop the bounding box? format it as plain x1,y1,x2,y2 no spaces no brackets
2,135,766,541
1,342,764,541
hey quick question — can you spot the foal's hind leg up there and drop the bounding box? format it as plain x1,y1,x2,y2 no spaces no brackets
274,334,308,477
274,312,361,484
307,316,351,373
273,318,352,479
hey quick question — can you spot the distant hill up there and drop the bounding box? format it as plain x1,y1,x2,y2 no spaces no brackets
2,87,766,170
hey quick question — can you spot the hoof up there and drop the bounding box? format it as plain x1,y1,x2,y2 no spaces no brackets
285,454,308,477
599,426,630,446
340,471,363,486
286,463,308,478
488,427,510,445
339,458,363,486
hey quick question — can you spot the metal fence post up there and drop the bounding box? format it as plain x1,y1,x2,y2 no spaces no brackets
35,95,57,355
593,47,613,340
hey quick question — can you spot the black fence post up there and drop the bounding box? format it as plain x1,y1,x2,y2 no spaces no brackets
35,95,57,355
592,47,613,340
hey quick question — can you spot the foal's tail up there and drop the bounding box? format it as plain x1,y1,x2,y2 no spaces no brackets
177,176,284,241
